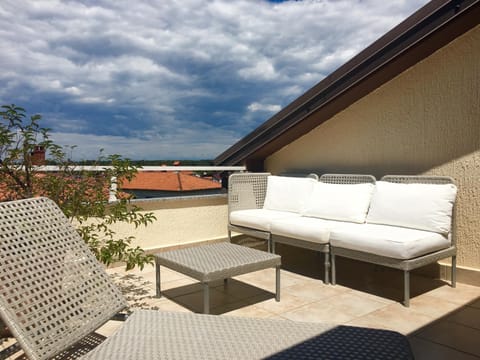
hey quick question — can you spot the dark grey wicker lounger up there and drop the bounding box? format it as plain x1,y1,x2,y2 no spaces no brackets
0,198,413,360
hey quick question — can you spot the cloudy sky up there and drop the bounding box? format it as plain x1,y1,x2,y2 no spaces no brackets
0,0,429,160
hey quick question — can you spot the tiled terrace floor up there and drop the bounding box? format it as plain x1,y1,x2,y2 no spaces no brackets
102,243,480,360
1,243,479,359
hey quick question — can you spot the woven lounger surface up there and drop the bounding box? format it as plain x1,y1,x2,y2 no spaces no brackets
81,310,413,360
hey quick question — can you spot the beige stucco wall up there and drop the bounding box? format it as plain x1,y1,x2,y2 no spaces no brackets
107,195,229,251
266,25,480,271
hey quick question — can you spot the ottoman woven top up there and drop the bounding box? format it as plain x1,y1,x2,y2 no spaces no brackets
155,242,281,282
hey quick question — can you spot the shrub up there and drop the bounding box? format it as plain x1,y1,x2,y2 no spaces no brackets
0,104,155,270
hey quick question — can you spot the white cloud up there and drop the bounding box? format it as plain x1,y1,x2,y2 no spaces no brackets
248,102,282,113
238,59,277,81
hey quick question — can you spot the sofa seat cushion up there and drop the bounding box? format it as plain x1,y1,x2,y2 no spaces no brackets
230,209,301,232
270,216,330,244
329,223,450,259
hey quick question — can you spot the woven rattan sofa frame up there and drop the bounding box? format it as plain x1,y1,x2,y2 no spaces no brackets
330,175,457,307
227,172,319,253
228,172,272,250
227,173,372,285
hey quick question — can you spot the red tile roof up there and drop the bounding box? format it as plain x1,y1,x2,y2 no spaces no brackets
0,173,113,203
120,171,221,192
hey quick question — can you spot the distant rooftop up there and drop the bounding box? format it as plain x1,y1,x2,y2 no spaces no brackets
121,171,222,192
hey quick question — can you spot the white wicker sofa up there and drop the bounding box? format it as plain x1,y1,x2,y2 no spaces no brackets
228,173,457,306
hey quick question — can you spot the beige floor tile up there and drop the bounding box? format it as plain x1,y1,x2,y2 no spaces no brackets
408,295,462,319
211,299,262,315
127,295,168,311
468,297,480,309
0,337,17,352
415,320,480,357
0,338,25,360
156,267,191,282
280,269,321,282
215,278,275,301
281,269,317,282
95,320,123,337
252,292,314,314
110,274,161,309
159,281,204,298
267,314,290,321
348,303,435,335
223,304,275,318
409,336,479,360
346,287,397,305
160,277,197,292
445,306,480,330
234,268,275,281
153,298,193,312
424,283,480,305
171,287,240,313
235,269,304,292
281,302,352,324
281,292,388,324
136,270,158,284
285,280,349,301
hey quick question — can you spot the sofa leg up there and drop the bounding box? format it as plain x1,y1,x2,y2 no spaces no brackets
331,254,336,285
228,229,232,241
324,252,330,284
451,256,457,288
271,239,275,254
404,271,410,307
267,237,271,253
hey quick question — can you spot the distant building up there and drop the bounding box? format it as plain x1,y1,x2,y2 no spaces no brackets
120,171,223,199
31,146,46,166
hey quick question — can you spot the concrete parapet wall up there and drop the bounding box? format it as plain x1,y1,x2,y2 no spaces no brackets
109,194,229,251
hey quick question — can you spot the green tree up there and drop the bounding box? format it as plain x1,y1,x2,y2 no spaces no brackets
0,104,155,270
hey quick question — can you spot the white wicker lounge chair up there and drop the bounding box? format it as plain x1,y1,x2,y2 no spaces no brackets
0,197,414,360
330,175,457,307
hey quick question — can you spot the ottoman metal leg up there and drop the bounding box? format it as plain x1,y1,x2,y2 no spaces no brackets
155,261,161,298
404,270,410,307
203,283,210,314
451,255,457,288
331,254,336,285
275,266,281,302
324,252,330,285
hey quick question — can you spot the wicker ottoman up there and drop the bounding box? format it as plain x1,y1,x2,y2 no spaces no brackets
155,242,281,314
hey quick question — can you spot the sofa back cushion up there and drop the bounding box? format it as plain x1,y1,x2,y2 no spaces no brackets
366,181,457,234
302,182,375,223
263,176,316,213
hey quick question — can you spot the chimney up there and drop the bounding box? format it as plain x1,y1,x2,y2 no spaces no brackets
31,146,46,166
